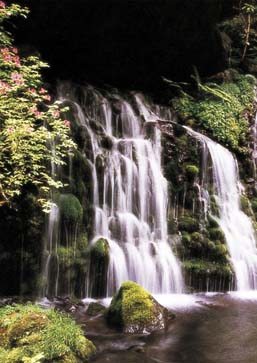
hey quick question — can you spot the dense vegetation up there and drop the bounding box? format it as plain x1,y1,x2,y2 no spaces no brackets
0,304,95,363
172,72,256,150
0,2,75,210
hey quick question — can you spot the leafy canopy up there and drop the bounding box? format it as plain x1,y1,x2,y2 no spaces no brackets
0,2,75,210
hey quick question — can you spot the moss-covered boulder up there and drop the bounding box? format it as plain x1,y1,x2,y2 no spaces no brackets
89,238,110,298
185,164,199,181
105,281,171,334
0,304,96,363
240,195,253,217
178,215,199,233
59,194,83,224
86,302,106,316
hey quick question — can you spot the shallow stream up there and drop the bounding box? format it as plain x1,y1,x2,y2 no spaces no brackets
80,293,257,363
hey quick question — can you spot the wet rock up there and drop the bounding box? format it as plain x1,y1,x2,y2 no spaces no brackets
87,302,106,316
105,281,172,334
128,345,145,353
89,238,110,298
101,135,113,149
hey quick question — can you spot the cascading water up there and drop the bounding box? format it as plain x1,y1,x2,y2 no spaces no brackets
42,140,60,297
186,127,257,291
59,86,184,296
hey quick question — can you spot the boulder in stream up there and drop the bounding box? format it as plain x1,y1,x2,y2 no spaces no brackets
105,281,173,334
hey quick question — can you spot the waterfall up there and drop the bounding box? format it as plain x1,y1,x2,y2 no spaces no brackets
186,127,257,291
42,140,60,297
60,86,184,296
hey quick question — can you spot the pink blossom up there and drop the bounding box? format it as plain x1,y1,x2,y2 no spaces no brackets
52,110,60,118
0,80,11,94
63,120,71,128
39,87,47,94
27,88,37,95
11,73,24,86
0,2,6,9
2,54,12,63
43,94,51,102
12,48,18,54
13,56,20,67
7,127,14,133
24,125,34,133
29,106,42,117
1,48,9,58
1,48,21,66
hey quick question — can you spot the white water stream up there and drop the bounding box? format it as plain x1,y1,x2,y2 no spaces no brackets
59,87,184,296
186,127,257,290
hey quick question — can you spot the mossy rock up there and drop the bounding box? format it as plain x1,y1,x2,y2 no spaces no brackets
210,195,220,217
59,194,83,224
91,238,109,258
185,164,199,181
251,198,257,213
183,259,233,277
0,304,96,362
240,195,253,217
209,227,225,242
86,302,106,316
181,232,191,245
106,281,170,334
207,215,219,228
89,238,110,298
178,215,199,233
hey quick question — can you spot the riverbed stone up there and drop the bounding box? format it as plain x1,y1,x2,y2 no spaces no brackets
87,302,106,316
105,281,171,334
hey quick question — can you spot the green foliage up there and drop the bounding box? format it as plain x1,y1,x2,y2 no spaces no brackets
0,304,95,363
220,1,257,67
172,74,255,150
59,194,83,223
0,2,76,210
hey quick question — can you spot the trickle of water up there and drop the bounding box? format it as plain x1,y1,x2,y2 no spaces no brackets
42,140,60,297
60,86,184,296
186,127,257,291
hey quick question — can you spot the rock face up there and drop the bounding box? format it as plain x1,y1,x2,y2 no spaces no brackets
105,281,171,334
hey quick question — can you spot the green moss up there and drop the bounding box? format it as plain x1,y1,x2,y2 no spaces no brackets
57,246,74,267
185,164,199,180
0,304,95,362
86,302,106,316
178,215,199,233
181,232,191,245
216,243,228,256
251,198,257,213
240,195,253,217
210,195,220,217
91,238,109,259
183,259,233,276
89,238,110,298
207,215,219,228
59,194,83,224
209,227,225,242
106,281,155,328
172,73,255,151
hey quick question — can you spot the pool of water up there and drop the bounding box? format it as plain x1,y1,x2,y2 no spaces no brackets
81,292,257,363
